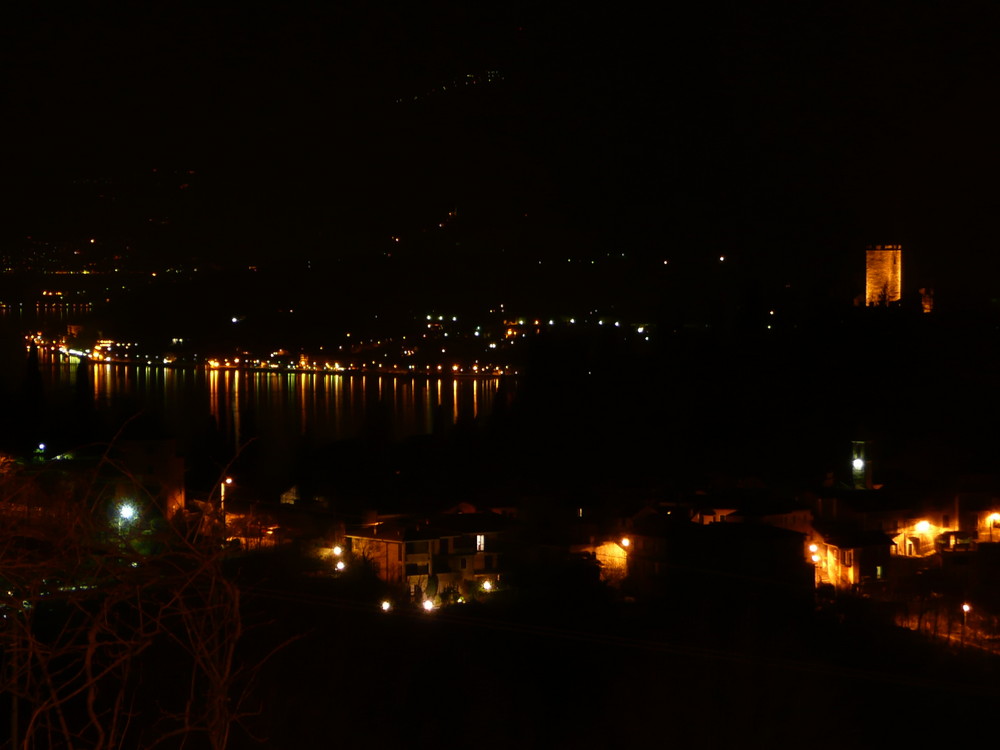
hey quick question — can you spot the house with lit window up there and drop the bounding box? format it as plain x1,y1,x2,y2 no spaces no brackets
810,524,894,590
346,521,453,598
346,511,515,601
432,511,514,595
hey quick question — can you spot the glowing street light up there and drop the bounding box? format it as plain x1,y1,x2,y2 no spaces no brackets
381,600,392,612
620,537,631,548
220,477,233,539
335,561,345,571
482,580,493,592
422,599,434,612
118,502,137,534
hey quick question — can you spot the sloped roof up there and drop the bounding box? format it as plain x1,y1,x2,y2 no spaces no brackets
814,523,895,549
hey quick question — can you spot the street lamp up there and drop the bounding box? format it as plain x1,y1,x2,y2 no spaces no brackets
220,477,233,539
118,502,136,534
962,603,971,645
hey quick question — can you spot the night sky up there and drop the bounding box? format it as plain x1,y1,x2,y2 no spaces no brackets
7,2,1000,301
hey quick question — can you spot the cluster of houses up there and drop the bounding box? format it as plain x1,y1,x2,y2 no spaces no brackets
318,474,1000,611
7,438,1000,617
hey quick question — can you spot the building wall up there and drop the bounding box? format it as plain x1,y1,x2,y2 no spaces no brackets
865,245,902,306
349,536,405,583
892,513,956,557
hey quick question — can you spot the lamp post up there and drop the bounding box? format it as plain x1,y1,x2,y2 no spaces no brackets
962,603,971,646
118,503,136,535
220,477,232,541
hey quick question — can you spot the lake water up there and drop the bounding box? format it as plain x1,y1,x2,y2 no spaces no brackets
1,309,504,493
35,349,501,446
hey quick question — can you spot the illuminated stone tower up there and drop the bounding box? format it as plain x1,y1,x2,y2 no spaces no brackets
851,440,872,490
865,244,902,306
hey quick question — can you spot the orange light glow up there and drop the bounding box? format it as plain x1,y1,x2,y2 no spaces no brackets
865,244,902,306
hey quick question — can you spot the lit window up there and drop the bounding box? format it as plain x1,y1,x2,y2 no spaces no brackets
476,534,485,551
